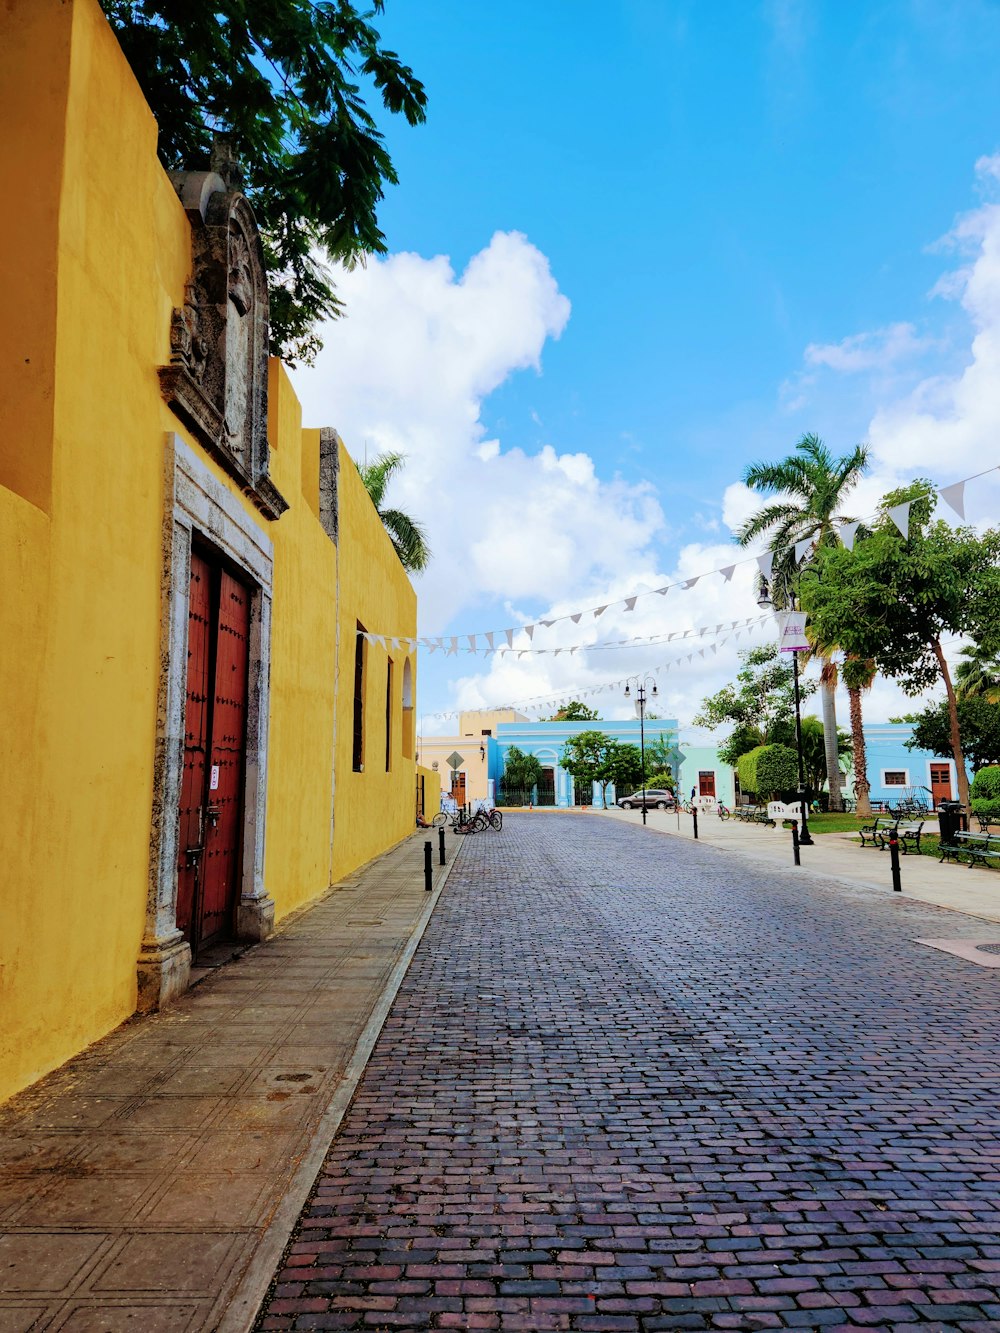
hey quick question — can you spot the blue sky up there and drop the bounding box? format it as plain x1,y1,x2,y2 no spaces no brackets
292,1,1000,732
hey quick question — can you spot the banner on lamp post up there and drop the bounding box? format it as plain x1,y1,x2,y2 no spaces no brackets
778,610,809,653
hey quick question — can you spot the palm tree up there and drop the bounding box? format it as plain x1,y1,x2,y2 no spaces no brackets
358,451,431,573
841,655,877,818
738,433,869,812
955,643,1000,703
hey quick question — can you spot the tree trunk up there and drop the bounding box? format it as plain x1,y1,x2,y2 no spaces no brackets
820,671,844,811
932,638,970,808
848,685,872,818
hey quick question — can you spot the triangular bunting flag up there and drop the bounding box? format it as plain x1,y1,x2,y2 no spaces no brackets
794,537,813,564
624,597,637,612
375,634,386,647
838,521,859,551
594,605,608,618
939,481,966,521
888,501,911,539
486,632,494,650
756,551,774,581
525,624,535,640
657,586,670,596
505,629,514,647
467,635,476,652
435,637,445,649
682,576,699,590
449,636,458,652
571,613,582,624
721,565,735,582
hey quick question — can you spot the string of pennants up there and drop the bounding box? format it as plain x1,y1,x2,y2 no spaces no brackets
359,614,772,657
362,464,996,655
417,617,775,724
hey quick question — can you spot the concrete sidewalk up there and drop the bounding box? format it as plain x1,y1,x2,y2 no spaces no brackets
601,804,1000,924
0,829,458,1332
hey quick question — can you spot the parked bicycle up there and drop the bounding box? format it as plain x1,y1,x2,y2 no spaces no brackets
431,805,503,833
716,802,731,820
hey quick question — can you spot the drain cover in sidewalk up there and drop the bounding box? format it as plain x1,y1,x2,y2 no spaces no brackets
915,939,1000,967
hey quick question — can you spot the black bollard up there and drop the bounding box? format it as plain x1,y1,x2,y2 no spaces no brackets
791,819,801,866
692,806,699,840
424,839,432,892
438,825,446,866
889,836,902,893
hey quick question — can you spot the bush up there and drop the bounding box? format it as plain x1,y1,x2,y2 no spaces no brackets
971,765,1000,802
756,744,798,799
736,744,798,800
971,798,1000,819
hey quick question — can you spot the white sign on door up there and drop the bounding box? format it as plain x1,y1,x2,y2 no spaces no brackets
209,765,220,791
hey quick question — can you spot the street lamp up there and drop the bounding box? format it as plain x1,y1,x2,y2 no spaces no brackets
624,675,658,826
756,578,813,846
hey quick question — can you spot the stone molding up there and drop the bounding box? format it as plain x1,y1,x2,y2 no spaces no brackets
138,434,276,1011
159,170,288,522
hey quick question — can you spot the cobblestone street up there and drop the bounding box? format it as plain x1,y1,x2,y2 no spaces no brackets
258,814,1000,1332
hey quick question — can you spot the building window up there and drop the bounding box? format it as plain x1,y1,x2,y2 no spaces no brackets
353,624,366,772
883,770,908,786
385,658,393,772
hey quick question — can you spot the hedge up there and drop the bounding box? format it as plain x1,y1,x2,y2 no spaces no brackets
737,743,798,799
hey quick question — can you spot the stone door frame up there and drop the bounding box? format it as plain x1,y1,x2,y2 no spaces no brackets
138,432,275,1011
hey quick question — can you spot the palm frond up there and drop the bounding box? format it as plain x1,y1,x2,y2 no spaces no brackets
380,508,431,573
359,450,406,510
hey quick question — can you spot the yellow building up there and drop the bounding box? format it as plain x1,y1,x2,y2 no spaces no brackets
0,0,418,1103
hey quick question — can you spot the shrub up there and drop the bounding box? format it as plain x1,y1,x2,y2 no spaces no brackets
971,765,1000,802
971,798,1000,819
737,744,798,800
756,744,799,799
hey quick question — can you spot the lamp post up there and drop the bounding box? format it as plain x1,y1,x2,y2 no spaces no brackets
624,675,658,826
757,579,813,846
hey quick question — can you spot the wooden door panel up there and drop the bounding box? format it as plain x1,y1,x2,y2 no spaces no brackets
200,569,251,946
930,764,952,803
176,553,211,939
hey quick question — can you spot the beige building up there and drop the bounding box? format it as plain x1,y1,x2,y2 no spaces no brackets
416,709,527,806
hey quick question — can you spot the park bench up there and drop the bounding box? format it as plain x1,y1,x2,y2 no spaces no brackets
766,801,801,829
939,831,1000,868
859,816,888,848
877,819,925,854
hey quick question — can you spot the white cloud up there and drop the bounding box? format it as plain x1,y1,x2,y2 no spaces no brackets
804,322,931,373
291,232,664,629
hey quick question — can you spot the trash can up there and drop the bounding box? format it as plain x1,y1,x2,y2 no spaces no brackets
937,800,966,844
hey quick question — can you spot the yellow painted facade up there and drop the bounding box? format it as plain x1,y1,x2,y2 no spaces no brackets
0,0,417,1104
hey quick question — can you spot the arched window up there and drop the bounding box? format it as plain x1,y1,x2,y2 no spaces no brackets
401,658,414,759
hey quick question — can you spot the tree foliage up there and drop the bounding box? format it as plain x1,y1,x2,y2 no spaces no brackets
955,643,1000,703
801,483,1000,807
559,731,639,805
100,0,427,363
546,700,599,721
769,715,851,792
903,698,1000,773
501,745,542,796
693,645,816,766
357,451,430,572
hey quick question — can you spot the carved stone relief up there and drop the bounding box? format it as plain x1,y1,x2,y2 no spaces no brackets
159,163,288,521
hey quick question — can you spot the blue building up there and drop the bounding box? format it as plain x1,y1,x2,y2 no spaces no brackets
493,718,681,808
859,723,964,807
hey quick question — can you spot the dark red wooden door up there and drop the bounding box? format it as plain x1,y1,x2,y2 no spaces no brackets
930,763,952,804
699,770,716,797
176,553,212,941
200,571,251,946
176,554,251,953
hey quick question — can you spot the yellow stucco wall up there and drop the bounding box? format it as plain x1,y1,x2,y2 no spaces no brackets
0,0,417,1104
329,446,418,882
416,766,441,821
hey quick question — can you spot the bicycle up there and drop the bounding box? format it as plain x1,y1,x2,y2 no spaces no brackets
716,802,731,821
431,806,503,833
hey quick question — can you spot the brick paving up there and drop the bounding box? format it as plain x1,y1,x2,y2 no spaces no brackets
258,814,1000,1333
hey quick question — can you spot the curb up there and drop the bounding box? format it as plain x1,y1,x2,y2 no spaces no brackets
214,843,461,1333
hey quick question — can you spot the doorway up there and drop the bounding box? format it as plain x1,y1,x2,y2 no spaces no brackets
930,763,953,805
698,770,716,798
451,771,467,806
176,550,251,954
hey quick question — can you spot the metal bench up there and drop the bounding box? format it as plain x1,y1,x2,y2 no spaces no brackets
939,831,1000,868
878,819,924,854
859,816,888,849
